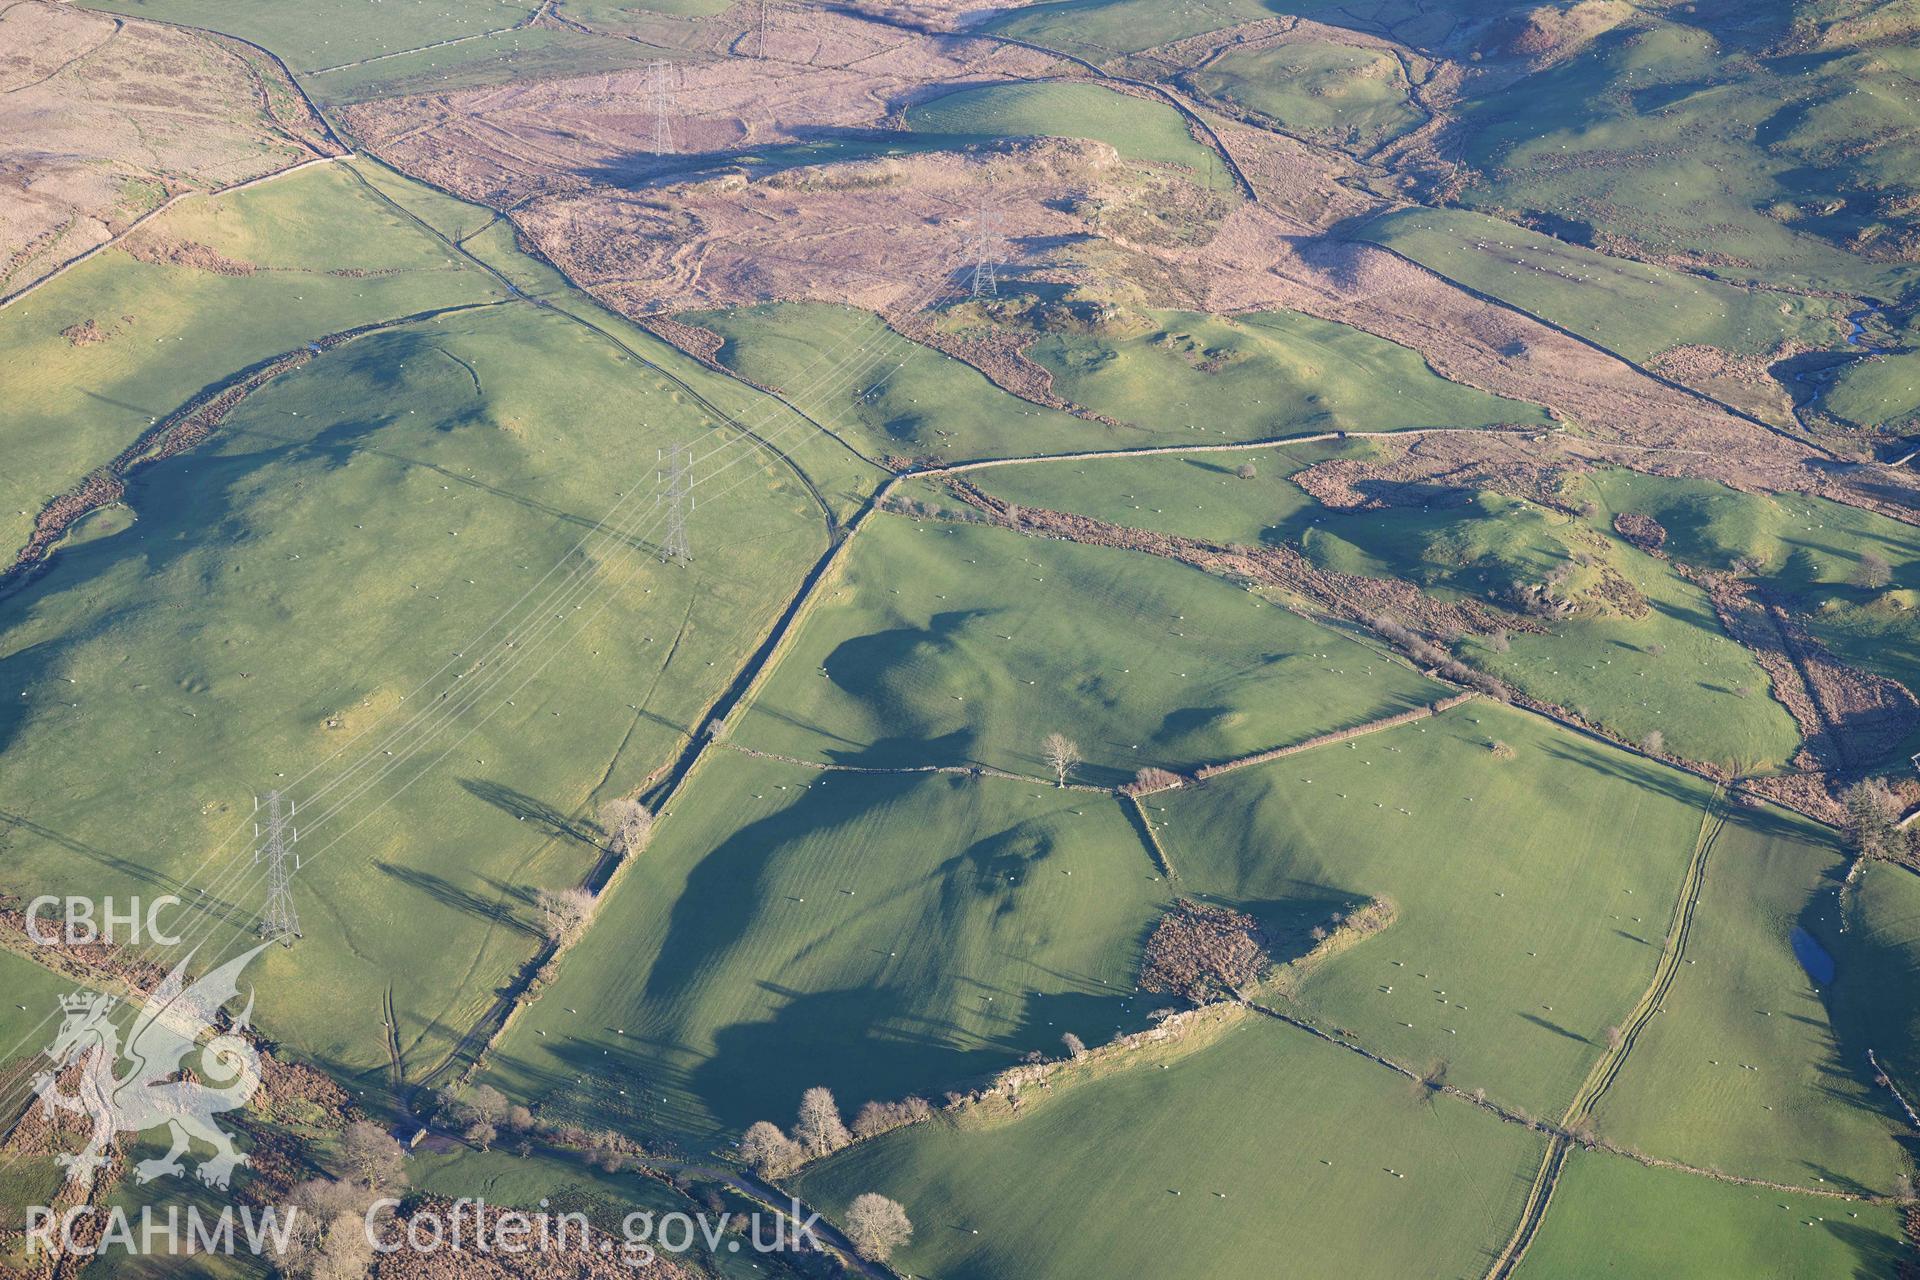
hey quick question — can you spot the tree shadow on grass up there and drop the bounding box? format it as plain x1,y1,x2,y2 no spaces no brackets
375,860,542,939
459,777,601,847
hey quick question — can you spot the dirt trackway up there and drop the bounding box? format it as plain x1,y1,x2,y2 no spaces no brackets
1485,788,1727,1280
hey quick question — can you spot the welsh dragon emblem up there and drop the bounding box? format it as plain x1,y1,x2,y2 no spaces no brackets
33,942,271,1191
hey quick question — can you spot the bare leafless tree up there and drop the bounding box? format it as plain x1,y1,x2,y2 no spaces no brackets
336,1121,407,1192
793,1086,852,1158
740,1121,804,1178
536,886,595,945
599,797,654,855
1854,551,1894,589
1042,732,1082,787
852,1096,933,1140
1061,1032,1086,1059
845,1193,914,1261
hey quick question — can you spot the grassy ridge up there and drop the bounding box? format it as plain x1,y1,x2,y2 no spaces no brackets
487,757,1168,1149
0,162,504,561
1024,307,1551,440
1191,40,1420,147
732,514,1448,783
0,300,826,1082
1357,207,1844,364
906,81,1222,180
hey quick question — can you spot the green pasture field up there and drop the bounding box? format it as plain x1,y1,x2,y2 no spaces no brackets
485,756,1168,1150
1586,469,1920,702
304,26,668,104
0,161,504,563
80,0,539,76
1517,1152,1906,1279
798,1014,1545,1280
731,513,1449,782
1154,701,1718,1117
1830,861,1920,1112
1021,308,1551,441
1190,40,1420,147
1591,807,1908,1194
905,81,1223,181
963,450,1799,771
1355,207,1844,365
1449,11,1920,298
684,303,1194,464
982,0,1278,61
965,441,1349,545
1457,524,1801,774
1825,346,1920,434
0,299,828,1089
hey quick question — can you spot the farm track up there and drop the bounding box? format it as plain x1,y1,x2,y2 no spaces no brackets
1484,786,1727,1280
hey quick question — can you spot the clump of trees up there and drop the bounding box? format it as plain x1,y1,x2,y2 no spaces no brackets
1124,765,1185,794
738,1086,863,1178
851,1095,933,1140
1844,778,1916,863
1139,899,1269,1003
794,1085,852,1156
278,1122,409,1280
844,1193,913,1261
739,1121,806,1178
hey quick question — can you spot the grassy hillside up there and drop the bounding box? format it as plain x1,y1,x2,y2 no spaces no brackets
1517,1152,1905,1278
80,0,539,76
797,1015,1544,1280
965,453,1801,770
1023,307,1551,439
0,161,505,561
983,0,1277,61
1830,860,1920,1109
1450,7,1920,298
907,81,1222,180
1592,808,1908,1193
1190,40,1421,148
0,300,826,1083
732,514,1448,782
1156,701,1719,1117
1588,469,1920,701
486,758,1168,1149
1357,207,1844,364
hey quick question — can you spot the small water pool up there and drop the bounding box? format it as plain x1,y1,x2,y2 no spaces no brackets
1791,925,1836,986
